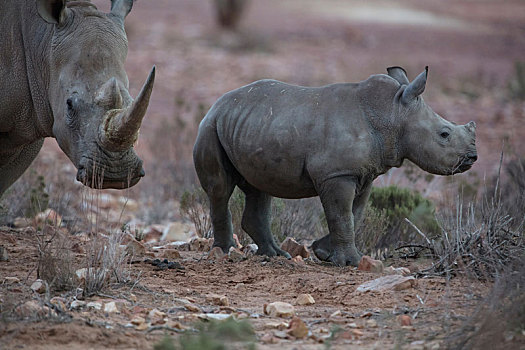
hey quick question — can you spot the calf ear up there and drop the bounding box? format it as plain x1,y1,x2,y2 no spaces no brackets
37,0,67,24
110,0,134,19
387,66,409,85
401,66,428,103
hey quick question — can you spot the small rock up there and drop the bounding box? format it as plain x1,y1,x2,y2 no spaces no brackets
135,322,149,331
329,310,342,318
265,321,289,330
30,279,47,294
356,275,416,292
398,314,412,326
296,293,315,306
35,209,62,226
142,225,163,243
126,239,146,256
3,276,20,284
148,308,166,319
384,266,411,276
228,247,245,262
161,222,193,242
288,316,309,338
87,301,102,310
70,300,86,310
208,246,226,260
280,237,309,258
291,255,305,265
184,304,201,312
189,237,212,252
0,245,9,261
241,243,258,256
357,256,384,273
232,234,242,249
50,297,67,310
104,301,119,313
264,302,295,318
160,249,181,260
206,293,229,306
131,315,146,325
15,300,51,318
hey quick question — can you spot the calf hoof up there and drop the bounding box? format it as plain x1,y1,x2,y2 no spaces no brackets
256,242,292,259
311,236,362,267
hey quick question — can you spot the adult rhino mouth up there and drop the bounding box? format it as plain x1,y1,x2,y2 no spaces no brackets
75,152,145,189
76,166,145,189
452,152,478,174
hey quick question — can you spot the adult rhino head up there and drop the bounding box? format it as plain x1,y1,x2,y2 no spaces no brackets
387,66,477,175
38,0,155,189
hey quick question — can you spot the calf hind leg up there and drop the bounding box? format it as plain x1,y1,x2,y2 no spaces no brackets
239,183,291,258
194,131,238,253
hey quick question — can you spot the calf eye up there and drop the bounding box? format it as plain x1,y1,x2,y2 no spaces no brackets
440,131,450,139
67,98,73,109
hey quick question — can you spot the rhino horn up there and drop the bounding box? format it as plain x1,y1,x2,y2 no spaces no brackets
99,66,155,151
95,77,123,109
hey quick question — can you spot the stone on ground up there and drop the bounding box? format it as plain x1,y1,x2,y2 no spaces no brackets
264,302,295,318
280,237,310,258
161,222,193,242
288,316,309,338
356,275,416,292
296,293,315,305
358,256,384,273
30,279,46,294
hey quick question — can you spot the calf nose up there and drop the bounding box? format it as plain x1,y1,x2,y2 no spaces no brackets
467,152,478,162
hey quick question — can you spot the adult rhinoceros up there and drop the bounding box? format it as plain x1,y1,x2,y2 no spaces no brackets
194,66,477,266
0,0,155,196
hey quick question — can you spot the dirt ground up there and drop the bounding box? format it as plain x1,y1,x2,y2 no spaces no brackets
0,227,494,350
1,0,525,349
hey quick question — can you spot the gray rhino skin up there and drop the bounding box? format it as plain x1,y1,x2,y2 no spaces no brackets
194,66,477,266
0,0,155,197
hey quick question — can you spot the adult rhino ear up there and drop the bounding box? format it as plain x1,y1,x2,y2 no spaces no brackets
387,66,409,85
37,0,67,24
110,0,134,19
401,66,428,104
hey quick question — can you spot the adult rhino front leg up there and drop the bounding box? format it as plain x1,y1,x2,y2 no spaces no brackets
0,139,44,197
312,177,362,266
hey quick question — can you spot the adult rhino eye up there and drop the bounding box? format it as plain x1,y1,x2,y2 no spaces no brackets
440,131,450,139
67,98,73,110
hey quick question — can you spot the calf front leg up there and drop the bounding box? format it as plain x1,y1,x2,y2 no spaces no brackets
312,177,362,266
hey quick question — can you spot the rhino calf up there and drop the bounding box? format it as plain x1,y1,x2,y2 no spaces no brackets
194,66,477,266
0,0,155,197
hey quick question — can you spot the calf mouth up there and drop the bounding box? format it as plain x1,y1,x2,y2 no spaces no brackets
452,152,478,174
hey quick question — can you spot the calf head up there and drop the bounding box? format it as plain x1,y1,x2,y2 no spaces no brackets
37,0,154,189
387,66,477,175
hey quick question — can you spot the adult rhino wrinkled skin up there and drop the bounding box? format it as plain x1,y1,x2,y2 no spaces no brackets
194,66,477,266
0,0,155,197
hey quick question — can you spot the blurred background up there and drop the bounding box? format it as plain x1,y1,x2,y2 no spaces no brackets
1,0,524,253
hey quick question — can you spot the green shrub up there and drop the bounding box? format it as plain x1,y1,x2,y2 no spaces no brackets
363,185,440,255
